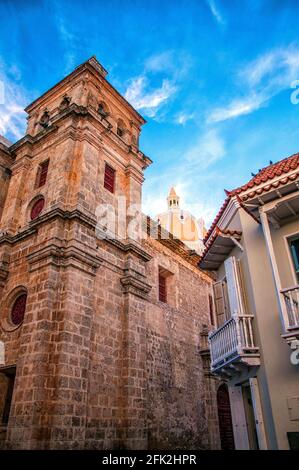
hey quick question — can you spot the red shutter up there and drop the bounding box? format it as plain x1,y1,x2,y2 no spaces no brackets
11,294,27,326
38,160,49,187
30,198,45,220
104,163,115,193
159,274,167,303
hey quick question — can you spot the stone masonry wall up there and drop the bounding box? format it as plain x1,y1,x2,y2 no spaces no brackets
143,236,220,449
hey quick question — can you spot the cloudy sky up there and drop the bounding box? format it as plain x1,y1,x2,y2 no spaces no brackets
1,0,299,226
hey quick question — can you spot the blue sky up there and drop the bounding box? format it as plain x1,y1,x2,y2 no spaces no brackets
1,0,299,226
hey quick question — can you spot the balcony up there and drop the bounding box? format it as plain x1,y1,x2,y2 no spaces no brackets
280,285,299,345
209,314,260,381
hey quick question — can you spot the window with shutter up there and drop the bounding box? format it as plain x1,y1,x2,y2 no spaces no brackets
224,256,245,316
104,163,115,193
159,273,167,303
37,160,49,187
213,281,229,327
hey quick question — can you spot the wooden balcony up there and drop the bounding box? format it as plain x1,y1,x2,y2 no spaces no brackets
280,285,299,344
209,314,260,381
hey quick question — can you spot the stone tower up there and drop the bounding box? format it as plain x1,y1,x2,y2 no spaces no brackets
0,58,219,450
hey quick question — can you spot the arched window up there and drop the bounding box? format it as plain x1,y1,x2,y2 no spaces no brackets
98,101,109,118
30,197,45,220
11,293,27,326
117,119,126,138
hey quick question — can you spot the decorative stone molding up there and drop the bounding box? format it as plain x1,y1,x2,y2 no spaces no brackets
0,259,9,287
27,243,102,276
120,274,152,299
87,56,108,77
0,285,28,333
199,325,212,377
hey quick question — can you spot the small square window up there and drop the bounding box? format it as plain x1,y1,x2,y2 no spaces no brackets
104,163,115,193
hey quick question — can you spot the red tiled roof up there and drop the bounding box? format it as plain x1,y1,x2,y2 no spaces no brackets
229,152,299,199
203,196,230,244
200,226,242,263
204,152,299,246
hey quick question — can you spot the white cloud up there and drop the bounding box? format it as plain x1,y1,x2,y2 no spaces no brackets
208,94,265,123
125,76,176,117
206,0,225,25
124,50,192,119
241,46,299,90
145,50,192,80
145,51,174,73
207,45,299,123
53,0,77,73
184,129,226,168
0,69,27,141
175,112,194,125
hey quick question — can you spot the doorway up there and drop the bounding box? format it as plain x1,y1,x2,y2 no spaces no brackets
217,383,235,450
0,366,16,425
243,384,259,449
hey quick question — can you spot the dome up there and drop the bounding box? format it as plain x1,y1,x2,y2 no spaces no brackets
155,187,206,254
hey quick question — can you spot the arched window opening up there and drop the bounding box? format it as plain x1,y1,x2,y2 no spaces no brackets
117,119,126,138
98,102,109,118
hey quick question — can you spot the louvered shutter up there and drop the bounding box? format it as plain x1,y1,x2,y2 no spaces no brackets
38,160,49,187
159,274,167,303
104,163,115,193
224,256,245,316
228,386,250,449
213,281,227,326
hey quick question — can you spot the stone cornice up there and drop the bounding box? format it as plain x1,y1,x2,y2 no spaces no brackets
0,207,152,262
0,226,37,245
27,243,102,276
9,103,152,170
9,125,58,154
120,274,152,299
25,58,145,125
95,227,152,262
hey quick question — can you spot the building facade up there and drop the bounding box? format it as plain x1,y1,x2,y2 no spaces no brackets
200,155,299,450
0,57,220,449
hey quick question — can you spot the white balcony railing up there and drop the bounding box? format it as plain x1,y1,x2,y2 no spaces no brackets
209,314,258,370
281,285,299,330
